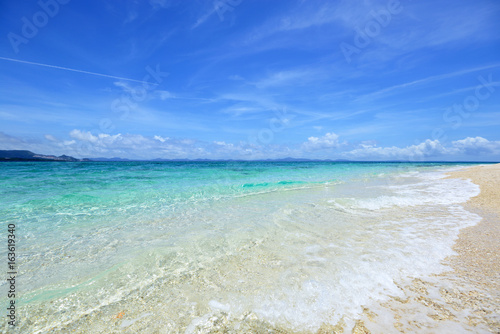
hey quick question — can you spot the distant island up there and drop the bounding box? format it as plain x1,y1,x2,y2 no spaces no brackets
0,150,90,162
0,151,351,162
1,150,495,163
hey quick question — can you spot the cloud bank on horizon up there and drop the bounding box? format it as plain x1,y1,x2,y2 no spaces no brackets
0,0,499,161
2,131,500,161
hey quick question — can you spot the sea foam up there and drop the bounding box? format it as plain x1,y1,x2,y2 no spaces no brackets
0,162,484,333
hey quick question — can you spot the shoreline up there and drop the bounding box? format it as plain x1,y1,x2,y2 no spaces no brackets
4,162,499,333
444,164,500,330
354,164,500,333
446,163,500,292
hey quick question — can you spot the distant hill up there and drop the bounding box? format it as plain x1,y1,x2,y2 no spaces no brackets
90,157,132,162
2,151,489,162
90,157,355,162
0,150,89,162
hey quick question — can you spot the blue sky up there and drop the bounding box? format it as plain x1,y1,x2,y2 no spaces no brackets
1,0,499,160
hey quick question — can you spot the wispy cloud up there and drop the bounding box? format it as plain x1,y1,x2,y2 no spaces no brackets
1,0,499,161
0,57,154,85
192,6,218,29
253,68,322,89
242,2,339,45
149,0,173,9
358,64,500,101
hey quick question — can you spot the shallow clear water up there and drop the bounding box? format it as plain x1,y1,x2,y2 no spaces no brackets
0,161,485,332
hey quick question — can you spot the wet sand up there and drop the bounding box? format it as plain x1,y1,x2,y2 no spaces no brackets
447,164,500,293
344,164,500,334
444,164,500,330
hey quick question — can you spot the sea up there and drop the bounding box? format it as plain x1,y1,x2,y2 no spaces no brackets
0,161,487,333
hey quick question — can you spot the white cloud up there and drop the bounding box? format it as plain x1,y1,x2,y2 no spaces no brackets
69,130,151,153
69,129,98,142
65,131,191,158
345,139,447,160
2,130,500,161
154,135,169,142
63,130,258,159
302,132,342,151
452,136,500,155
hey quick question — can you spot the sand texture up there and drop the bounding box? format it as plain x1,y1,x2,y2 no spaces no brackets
350,164,500,334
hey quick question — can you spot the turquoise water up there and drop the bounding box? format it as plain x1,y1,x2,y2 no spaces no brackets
0,161,485,332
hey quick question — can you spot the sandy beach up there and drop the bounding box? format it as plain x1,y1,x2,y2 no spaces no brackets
447,164,500,291
353,164,500,333
444,164,500,331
